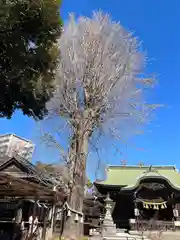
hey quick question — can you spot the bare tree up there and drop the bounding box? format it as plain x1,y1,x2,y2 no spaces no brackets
42,11,157,236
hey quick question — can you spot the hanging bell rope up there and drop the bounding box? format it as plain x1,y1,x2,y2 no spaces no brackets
64,202,83,222
74,214,79,222
64,202,83,216
80,216,84,223
67,210,71,217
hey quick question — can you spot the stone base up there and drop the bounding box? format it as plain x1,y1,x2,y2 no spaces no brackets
103,235,135,240
103,233,150,240
102,223,117,237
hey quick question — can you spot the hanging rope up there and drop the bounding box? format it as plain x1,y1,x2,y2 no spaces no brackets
64,202,83,217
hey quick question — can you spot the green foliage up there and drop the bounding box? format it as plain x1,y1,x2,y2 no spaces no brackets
0,0,62,119
86,179,93,189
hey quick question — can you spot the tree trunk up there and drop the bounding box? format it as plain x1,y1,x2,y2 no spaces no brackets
63,123,90,238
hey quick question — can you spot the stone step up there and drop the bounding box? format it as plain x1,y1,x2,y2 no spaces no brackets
96,233,151,240
102,237,150,240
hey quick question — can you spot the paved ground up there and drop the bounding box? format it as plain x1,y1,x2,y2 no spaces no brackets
145,231,180,240
91,231,180,240
133,231,180,240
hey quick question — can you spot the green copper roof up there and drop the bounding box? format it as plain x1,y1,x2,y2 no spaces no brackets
95,165,180,191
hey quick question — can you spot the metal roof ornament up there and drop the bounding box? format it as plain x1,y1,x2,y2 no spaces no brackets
143,165,160,175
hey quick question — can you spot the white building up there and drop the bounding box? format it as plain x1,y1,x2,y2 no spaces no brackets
0,134,35,161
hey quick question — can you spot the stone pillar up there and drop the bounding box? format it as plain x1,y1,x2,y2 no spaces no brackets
102,193,116,237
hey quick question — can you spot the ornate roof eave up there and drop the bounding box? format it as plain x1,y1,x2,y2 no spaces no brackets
0,172,66,201
121,175,180,192
0,155,68,193
94,176,180,193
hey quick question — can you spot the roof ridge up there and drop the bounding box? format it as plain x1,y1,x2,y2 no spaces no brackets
107,165,176,170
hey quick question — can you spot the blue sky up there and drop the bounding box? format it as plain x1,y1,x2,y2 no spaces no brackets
0,0,180,179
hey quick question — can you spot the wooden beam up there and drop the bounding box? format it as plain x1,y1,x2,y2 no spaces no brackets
0,173,65,204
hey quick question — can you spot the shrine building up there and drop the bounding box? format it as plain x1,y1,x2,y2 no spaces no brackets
94,165,180,230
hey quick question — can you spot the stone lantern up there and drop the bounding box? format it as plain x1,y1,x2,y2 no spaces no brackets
102,193,116,237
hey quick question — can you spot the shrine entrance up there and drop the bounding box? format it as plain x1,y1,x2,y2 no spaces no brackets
94,165,180,231
134,180,174,222
137,201,173,221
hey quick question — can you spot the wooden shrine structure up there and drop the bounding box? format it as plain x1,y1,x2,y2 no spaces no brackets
83,187,105,235
0,155,67,239
91,165,180,232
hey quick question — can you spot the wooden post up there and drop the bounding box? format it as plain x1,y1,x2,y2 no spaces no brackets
48,201,56,239
13,201,23,240
42,208,49,240
28,197,38,239
59,204,66,239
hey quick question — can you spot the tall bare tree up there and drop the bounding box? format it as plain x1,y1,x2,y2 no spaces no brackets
43,11,157,236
